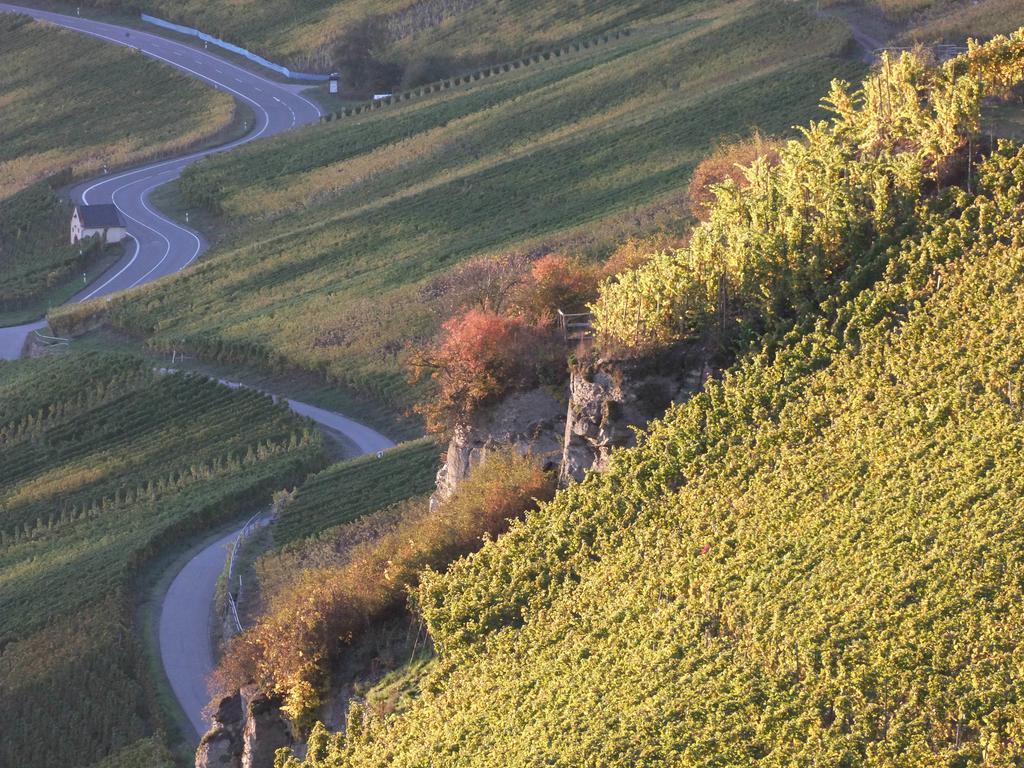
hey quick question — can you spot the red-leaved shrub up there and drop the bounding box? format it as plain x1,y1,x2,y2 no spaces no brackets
410,309,560,433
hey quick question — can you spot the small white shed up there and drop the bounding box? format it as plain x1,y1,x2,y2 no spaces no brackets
70,204,127,245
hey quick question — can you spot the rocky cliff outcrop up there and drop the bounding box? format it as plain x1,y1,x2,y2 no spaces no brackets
433,345,706,501
195,687,293,768
559,352,705,484
195,694,244,768
431,387,565,507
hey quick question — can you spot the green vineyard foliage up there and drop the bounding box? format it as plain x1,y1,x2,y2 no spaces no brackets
276,48,1024,768
272,437,439,548
592,47,988,351
0,352,323,768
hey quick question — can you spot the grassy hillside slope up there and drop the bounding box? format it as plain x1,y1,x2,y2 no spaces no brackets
0,14,234,316
866,0,1024,41
0,352,322,768
0,16,234,198
76,0,1024,66
78,0,733,73
59,0,859,408
277,137,1024,766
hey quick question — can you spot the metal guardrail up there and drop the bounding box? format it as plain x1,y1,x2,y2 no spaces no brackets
33,330,70,345
224,510,264,633
872,44,968,62
141,14,330,81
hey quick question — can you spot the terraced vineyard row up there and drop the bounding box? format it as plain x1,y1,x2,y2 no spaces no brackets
273,436,438,548
0,351,324,768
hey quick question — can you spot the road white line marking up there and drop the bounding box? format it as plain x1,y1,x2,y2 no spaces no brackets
0,3,321,301
78,58,273,203
78,235,139,302
79,175,171,300
138,183,204,268
126,183,174,287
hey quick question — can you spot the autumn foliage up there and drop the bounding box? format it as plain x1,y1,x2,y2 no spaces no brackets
214,451,554,722
509,253,600,325
410,309,561,432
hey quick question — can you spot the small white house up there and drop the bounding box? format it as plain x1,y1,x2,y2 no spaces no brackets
70,204,127,245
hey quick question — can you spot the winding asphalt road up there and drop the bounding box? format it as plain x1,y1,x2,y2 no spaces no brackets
0,4,394,745
160,409,393,741
0,2,322,359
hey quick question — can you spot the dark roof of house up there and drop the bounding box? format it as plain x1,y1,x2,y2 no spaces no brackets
76,204,123,228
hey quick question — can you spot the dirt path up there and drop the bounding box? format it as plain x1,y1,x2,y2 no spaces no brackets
817,1,903,60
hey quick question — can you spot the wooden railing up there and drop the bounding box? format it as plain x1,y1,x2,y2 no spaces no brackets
557,309,594,342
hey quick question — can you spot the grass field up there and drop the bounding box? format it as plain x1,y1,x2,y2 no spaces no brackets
75,0,732,76
850,0,1024,40
0,351,323,768
0,14,234,316
0,15,234,199
59,0,861,410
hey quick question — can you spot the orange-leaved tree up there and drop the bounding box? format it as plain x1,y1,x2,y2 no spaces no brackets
510,253,601,326
410,309,561,433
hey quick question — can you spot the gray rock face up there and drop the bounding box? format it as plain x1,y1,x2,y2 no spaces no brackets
431,347,705,502
559,355,704,485
431,388,566,508
241,686,293,768
195,688,292,768
195,695,243,768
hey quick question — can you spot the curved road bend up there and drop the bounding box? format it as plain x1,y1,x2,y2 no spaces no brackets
0,3,322,360
160,407,393,741
0,4,386,745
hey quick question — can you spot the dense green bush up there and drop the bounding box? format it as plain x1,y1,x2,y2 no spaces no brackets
273,39,1024,765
